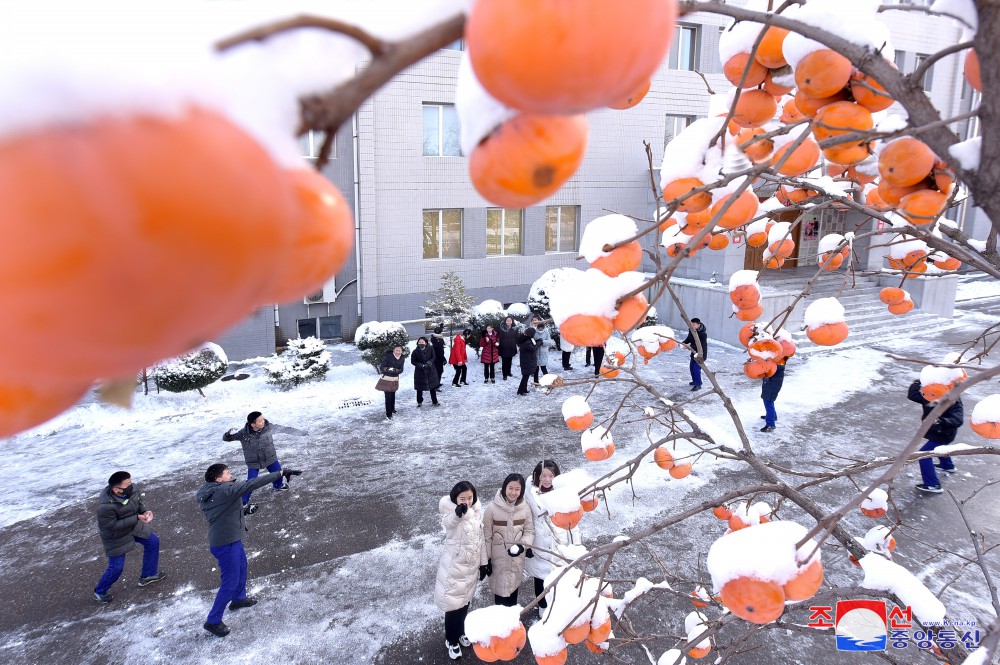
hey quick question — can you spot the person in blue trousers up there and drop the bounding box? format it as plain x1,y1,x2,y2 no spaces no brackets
94,471,166,603
682,318,709,391
222,411,308,515
760,359,786,432
197,463,302,637
907,379,964,493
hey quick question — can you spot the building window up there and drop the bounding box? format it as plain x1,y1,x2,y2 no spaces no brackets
423,209,463,259
665,114,696,148
668,25,698,71
545,206,579,253
442,38,464,51
299,130,334,160
893,49,907,70
422,103,462,156
486,208,523,256
914,53,935,92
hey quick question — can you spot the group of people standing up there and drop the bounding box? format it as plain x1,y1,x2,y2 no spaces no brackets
93,411,303,639
433,460,577,660
376,316,561,418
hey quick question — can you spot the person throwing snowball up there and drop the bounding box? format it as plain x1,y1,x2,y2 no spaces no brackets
222,411,307,515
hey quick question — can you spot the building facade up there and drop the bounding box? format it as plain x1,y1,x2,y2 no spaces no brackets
217,3,973,359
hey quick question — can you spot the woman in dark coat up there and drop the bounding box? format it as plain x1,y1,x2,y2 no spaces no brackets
410,337,440,406
480,324,500,384
516,328,539,396
760,360,785,432
498,316,519,381
431,326,447,387
379,345,406,419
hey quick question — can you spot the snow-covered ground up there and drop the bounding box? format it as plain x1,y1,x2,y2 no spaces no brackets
0,301,997,665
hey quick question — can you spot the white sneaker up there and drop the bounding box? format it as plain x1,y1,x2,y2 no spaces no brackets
459,635,471,647
445,640,462,660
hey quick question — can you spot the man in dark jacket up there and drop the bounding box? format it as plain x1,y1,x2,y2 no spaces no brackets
907,379,964,493
498,316,519,380
682,318,709,391
222,411,307,513
93,471,166,603
198,463,301,637
516,328,540,396
760,360,786,432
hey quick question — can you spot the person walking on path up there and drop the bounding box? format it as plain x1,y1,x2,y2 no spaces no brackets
222,411,307,514
411,336,441,406
431,326,447,388
516,328,540,396
532,318,551,385
760,358,787,432
907,379,964,493
482,474,535,607
682,318,709,391
93,471,166,603
480,324,500,384
498,316,519,381
525,460,580,619
197,463,302,637
449,329,470,387
379,345,405,420
434,480,489,660
589,344,606,377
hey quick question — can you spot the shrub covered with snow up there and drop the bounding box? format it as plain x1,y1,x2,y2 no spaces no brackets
355,321,409,370
528,268,578,320
153,342,228,396
266,336,330,389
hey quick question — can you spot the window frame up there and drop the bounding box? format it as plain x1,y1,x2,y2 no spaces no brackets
545,205,580,254
668,24,699,71
299,130,335,160
486,208,524,257
664,114,696,149
914,53,935,92
423,208,464,260
422,103,462,157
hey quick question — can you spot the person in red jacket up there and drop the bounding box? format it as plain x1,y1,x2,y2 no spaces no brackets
480,324,500,384
449,329,470,387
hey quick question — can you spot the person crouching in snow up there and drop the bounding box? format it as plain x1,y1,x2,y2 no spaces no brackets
483,473,535,607
525,459,581,618
197,463,301,637
434,480,489,660
93,471,166,603
449,329,470,387
222,411,307,515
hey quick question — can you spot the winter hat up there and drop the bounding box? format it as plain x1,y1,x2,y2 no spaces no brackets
246,411,262,424
433,325,443,334
108,471,130,487
205,464,228,483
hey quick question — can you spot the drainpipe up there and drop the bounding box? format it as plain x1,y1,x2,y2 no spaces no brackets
352,111,363,325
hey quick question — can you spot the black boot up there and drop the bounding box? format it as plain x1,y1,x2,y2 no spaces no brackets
229,597,258,610
203,622,231,637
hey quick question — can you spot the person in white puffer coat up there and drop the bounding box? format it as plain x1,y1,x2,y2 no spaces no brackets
434,481,489,661
524,460,581,617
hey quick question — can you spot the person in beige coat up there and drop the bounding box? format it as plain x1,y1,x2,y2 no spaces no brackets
482,473,535,607
434,480,489,661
